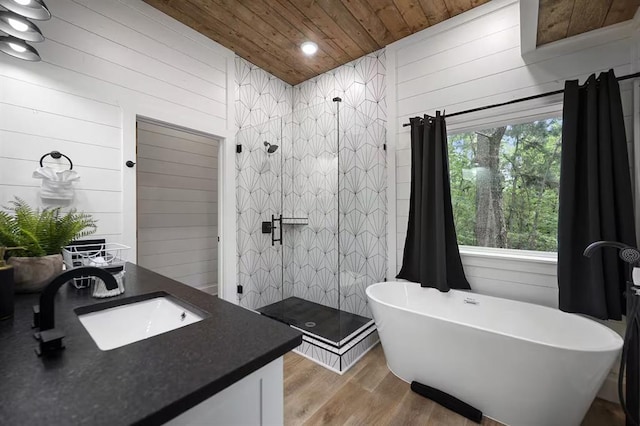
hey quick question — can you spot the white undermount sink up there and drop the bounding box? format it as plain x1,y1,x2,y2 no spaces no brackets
77,294,204,350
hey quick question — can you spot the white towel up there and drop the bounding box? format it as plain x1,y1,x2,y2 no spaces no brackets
33,166,80,201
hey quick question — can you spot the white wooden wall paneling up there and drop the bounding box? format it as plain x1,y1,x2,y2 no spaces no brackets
398,41,633,117
0,0,236,300
55,0,227,82
388,0,637,311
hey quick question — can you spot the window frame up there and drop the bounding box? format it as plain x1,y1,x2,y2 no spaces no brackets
446,98,564,262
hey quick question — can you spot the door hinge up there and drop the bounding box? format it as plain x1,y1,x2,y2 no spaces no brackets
236,144,242,153
237,285,243,294
383,143,387,151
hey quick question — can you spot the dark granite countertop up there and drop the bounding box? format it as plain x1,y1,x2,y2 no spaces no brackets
0,263,302,425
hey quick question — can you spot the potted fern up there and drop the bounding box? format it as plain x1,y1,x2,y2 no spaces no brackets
0,198,97,293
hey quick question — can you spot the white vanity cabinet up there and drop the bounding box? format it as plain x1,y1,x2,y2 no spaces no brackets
167,357,284,425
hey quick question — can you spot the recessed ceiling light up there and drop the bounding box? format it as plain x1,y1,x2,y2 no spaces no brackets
0,0,51,20
0,35,40,60
301,41,318,56
0,11,44,42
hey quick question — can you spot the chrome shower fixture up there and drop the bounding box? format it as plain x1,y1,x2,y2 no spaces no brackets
264,141,279,153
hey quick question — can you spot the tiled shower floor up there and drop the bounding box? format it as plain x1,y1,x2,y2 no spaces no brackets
257,297,372,345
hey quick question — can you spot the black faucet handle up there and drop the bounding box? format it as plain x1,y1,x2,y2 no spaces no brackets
34,329,65,357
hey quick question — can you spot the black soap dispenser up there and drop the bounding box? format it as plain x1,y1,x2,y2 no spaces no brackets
0,247,16,320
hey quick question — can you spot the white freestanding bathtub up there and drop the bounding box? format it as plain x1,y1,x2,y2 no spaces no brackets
366,282,623,426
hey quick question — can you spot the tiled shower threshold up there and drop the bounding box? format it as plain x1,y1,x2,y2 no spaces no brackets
257,297,372,345
257,297,379,373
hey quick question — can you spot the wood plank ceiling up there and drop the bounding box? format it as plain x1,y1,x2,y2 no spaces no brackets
144,0,490,85
144,0,640,85
537,0,640,46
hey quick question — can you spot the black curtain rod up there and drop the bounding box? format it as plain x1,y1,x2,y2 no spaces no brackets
402,71,640,127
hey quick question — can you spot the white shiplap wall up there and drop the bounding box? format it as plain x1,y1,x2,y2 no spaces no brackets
388,0,639,308
0,1,235,283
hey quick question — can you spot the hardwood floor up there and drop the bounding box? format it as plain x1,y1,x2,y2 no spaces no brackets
284,344,625,425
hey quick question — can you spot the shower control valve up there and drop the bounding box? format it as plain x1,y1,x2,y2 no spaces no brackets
262,222,273,234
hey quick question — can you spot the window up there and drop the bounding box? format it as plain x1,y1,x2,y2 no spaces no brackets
448,117,562,252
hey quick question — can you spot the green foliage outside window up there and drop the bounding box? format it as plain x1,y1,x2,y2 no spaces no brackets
448,118,562,252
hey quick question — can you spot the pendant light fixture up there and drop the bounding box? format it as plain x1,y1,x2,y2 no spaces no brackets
0,10,43,42
0,0,49,61
0,0,51,21
0,35,40,61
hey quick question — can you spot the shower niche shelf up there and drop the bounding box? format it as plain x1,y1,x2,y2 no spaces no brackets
281,217,308,226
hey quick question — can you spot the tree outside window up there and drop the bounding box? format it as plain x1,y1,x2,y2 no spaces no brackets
448,117,562,252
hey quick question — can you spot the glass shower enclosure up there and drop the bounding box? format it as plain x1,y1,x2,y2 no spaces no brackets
236,98,386,346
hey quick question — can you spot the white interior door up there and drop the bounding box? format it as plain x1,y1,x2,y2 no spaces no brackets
136,119,219,295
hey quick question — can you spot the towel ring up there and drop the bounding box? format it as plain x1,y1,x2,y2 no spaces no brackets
40,151,73,170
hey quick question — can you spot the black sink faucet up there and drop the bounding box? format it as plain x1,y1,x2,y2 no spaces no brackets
34,267,118,356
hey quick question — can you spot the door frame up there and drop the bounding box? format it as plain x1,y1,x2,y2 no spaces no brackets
123,110,236,302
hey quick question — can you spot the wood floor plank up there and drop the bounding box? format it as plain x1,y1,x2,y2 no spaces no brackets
283,356,325,397
427,403,468,426
283,351,305,373
581,397,625,426
303,381,371,425
478,417,504,425
284,345,624,426
387,388,436,425
347,373,411,425
285,358,351,425
350,344,390,391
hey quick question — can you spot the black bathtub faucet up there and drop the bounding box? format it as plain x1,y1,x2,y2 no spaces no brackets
583,240,640,265
584,240,640,425
33,267,118,357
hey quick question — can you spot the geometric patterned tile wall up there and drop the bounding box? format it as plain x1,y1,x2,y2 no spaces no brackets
282,100,340,309
338,106,387,318
235,57,292,309
291,50,387,318
235,51,387,319
235,57,293,129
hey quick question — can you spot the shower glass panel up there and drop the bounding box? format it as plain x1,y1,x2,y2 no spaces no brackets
260,100,344,340
282,101,339,308
236,116,284,310
338,105,387,319
241,99,385,345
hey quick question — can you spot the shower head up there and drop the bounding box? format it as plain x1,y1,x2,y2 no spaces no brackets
583,241,640,264
263,141,279,154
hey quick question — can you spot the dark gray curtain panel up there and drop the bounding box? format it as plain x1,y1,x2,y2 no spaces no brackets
397,112,471,292
558,70,636,320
